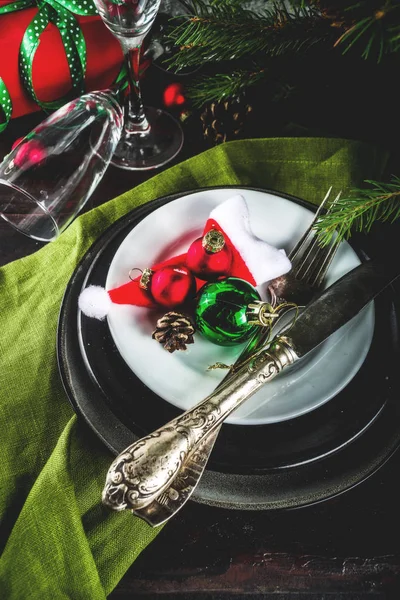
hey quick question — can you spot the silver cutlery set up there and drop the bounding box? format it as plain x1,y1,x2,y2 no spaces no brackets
100,189,400,526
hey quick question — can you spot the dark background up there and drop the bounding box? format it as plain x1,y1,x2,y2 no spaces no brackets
2,12,400,598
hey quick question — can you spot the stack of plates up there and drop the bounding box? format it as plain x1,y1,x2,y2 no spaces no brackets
57,187,400,510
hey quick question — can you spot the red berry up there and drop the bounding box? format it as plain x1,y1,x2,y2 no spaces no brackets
150,265,196,308
186,237,232,281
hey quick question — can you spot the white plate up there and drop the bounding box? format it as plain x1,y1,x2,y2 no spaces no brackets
106,188,375,425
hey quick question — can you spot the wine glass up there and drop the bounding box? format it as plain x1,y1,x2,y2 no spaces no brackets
0,91,122,242
93,0,184,171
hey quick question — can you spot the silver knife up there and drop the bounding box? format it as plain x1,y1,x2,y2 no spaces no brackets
102,258,400,522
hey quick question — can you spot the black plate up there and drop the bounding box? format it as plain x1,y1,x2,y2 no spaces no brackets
57,186,400,510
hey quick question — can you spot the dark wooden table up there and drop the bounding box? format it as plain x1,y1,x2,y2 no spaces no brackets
2,74,400,600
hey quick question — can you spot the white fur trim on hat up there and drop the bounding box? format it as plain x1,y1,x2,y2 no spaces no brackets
209,195,291,285
78,285,112,320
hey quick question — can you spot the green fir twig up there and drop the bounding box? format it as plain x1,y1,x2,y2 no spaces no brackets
186,68,266,106
314,177,400,246
166,1,330,72
334,3,400,61
161,1,400,109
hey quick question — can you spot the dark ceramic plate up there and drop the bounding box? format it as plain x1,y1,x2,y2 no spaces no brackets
57,186,400,510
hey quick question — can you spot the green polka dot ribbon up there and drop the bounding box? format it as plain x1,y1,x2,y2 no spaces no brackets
0,78,13,132
20,0,97,109
0,0,125,123
0,0,33,14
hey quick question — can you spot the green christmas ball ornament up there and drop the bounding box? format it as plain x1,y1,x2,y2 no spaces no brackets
195,277,261,346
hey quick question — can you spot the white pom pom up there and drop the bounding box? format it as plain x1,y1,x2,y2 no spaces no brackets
78,285,112,320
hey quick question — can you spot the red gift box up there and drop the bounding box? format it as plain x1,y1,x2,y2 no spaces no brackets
0,5,123,122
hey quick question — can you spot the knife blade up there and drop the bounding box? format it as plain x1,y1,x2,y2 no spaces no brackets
280,258,398,358
102,257,400,517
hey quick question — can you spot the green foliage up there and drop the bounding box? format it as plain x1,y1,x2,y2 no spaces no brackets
314,177,400,245
185,68,265,107
167,1,330,72
166,0,400,102
168,0,400,69
334,1,400,61
166,0,336,105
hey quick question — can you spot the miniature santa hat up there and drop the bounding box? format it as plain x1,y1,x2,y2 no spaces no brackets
78,194,291,320
202,194,290,287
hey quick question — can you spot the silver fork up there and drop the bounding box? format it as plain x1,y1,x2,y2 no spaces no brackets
129,188,342,526
227,187,342,376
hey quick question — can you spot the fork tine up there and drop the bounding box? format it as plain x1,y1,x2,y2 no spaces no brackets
294,191,342,286
288,186,333,262
310,237,340,288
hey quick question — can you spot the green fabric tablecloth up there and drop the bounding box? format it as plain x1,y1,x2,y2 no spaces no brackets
0,137,389,598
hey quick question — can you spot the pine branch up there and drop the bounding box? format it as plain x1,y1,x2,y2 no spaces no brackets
334,1,400,61
314,177,400,246
166,1,332,72
186,67,266,106
161,1,400,121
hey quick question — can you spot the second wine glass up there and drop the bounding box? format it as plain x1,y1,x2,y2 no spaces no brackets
94,0,184,171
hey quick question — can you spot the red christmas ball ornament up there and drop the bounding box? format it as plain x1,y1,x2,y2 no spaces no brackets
14,140,47,169
148,264,196,308
186,230,232,281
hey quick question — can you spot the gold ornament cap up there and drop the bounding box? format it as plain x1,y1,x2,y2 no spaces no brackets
139,268,153,289
202,230,225,253
246,301,280,327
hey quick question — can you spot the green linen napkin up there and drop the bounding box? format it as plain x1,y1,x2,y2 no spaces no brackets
0,137,389,599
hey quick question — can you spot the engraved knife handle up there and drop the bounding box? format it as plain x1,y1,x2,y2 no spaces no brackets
102,336,298,512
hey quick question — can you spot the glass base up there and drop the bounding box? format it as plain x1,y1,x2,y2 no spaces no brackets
110,107,184,171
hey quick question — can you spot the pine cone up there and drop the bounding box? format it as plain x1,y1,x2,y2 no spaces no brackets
152,311,195,353
200,96,252,145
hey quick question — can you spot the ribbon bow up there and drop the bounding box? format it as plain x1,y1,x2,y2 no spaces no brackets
0,0,99,130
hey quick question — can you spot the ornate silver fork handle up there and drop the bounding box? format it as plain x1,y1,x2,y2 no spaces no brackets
102,337,298,513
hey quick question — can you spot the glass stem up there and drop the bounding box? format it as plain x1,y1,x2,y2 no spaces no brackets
120,39,149,135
